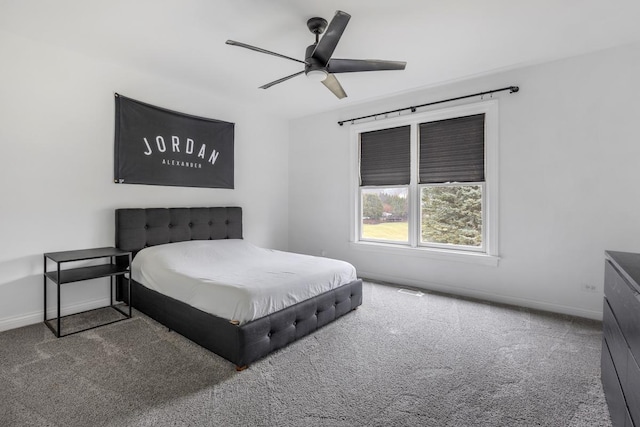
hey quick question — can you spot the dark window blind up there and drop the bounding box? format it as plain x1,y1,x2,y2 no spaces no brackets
419,114,485,184
360,125,410,186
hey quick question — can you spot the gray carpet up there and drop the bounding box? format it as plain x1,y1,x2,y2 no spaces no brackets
0,281,611,426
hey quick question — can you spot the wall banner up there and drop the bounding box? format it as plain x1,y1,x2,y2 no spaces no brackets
114,94,234,188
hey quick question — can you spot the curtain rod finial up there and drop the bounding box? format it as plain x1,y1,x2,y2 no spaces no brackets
510,86,519,93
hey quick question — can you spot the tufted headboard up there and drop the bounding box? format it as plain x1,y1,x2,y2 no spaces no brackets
115,207,242,257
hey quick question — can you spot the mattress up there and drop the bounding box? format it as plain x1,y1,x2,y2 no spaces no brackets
131,239,357,324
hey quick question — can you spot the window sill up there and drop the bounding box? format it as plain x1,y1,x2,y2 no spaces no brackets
350,241,500,267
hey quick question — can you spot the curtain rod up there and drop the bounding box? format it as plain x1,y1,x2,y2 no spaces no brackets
337,85,519,126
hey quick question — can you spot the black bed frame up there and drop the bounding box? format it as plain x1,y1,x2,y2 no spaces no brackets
115,207,362,370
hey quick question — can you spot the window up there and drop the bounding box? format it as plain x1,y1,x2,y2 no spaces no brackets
359,126,410,244
351,101,499,263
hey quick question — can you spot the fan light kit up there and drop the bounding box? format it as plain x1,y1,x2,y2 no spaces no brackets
306,69,328,82
226,10,406,99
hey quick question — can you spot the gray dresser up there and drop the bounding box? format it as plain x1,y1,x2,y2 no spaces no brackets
602,251,640,427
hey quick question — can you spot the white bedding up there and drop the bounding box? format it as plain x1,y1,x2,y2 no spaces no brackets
131,239,357,325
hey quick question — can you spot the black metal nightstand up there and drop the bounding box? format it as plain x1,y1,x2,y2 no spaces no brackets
43,247,132,337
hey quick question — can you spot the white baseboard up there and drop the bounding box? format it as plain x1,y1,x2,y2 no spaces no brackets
0,297,112,333
359,271,603,321
1,276,601,333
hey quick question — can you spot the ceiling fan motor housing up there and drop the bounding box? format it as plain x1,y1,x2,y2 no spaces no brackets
305,44,325,76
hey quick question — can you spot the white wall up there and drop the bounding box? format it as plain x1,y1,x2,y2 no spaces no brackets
0,31,290,331
289,43,640,320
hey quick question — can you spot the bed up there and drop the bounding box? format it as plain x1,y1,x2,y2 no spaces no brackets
114,207,363,370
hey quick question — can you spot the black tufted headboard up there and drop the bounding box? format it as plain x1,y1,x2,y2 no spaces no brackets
115,207,242,257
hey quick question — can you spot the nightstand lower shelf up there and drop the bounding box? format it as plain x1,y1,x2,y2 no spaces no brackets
44,303,131,337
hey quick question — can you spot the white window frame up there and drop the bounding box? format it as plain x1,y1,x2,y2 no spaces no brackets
349,100,500,267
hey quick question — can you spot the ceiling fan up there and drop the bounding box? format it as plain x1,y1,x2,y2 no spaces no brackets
226,10,407,99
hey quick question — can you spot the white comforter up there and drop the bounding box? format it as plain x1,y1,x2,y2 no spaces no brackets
131,239,357,324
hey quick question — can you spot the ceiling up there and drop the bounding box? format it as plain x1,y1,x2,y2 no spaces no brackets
2,0,640,119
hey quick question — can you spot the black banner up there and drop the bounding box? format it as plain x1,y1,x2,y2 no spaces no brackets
114,94,234,188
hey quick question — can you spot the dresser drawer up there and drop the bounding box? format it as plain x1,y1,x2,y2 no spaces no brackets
602,340,631,427
627,349,640,427
605,261,640,359
604,298,630,391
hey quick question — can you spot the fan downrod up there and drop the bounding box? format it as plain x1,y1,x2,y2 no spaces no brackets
306,17,328,35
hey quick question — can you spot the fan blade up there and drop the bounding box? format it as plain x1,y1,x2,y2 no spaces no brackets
226,40,307,65
259,70,305,89
311,11,351,66
327,58,407,73
322,74,347,99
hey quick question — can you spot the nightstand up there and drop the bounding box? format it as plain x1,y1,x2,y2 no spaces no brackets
43,247,132,337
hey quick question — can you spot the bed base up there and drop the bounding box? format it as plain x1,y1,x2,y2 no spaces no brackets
128,277,362,368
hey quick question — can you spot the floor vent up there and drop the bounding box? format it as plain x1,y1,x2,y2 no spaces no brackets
397,288,424,297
